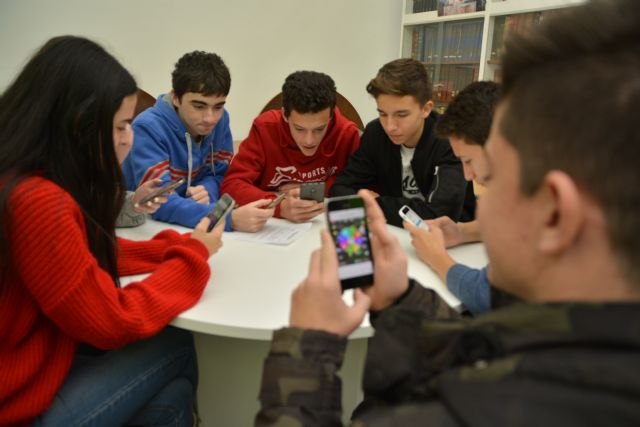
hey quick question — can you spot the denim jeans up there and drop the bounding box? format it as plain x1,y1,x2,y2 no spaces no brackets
34,327,198,427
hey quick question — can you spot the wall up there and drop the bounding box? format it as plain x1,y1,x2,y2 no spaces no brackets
0,0,402,140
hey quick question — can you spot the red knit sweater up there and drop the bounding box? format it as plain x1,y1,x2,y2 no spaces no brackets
0,177,211,425
220,108,360,216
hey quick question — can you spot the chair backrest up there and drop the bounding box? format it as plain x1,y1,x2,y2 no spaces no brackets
260,92,365,131
134,89,156,119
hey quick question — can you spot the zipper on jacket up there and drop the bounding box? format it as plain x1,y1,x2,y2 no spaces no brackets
427,166,439,203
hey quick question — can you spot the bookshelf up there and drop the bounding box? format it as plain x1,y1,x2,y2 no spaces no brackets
401,0,586,112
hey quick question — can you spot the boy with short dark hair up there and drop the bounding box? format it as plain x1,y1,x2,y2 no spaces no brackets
406,80,501,315
330,58,473,227
220,70,360,224
123,51,272,232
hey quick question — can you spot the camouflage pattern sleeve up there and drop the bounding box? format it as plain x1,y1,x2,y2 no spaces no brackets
356,281,463,416
369,279,460,329
255,327,347,426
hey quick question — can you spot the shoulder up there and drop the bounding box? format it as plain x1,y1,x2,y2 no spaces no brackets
333,108,359,132
253,109,282,127
133,96,177,132
362,118,386,140
420,114,451,151
360,119,391,150
12,176,68,201
10,176,81,222
218,109,231,127
364,117,383,132
356,401,459,426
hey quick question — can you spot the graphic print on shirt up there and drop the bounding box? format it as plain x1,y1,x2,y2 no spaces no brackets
269,166,298,187
402,174,422,198
268,165,339,188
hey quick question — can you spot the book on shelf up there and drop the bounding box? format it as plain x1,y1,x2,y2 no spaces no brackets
411,19,483,65
490,11,566,62
412,0,439,13
437,0,485,17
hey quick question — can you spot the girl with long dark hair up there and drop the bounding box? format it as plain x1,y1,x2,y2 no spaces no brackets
0,36,224,426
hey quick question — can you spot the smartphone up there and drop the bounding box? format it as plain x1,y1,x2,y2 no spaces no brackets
300,181,326,202
325,195,374,290
267,192,285,209
398,205,430,230
206,193,235,231
138,178,185,205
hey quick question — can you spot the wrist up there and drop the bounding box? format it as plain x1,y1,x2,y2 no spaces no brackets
430,252,456,282
369,279,415,320
229,209,236,230
393,279,415,306
459,220,481,243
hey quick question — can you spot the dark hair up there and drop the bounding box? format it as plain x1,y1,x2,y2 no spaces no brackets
0,35,137,288
436,81,500,146
281,71,337,117
366,58,432,105
172,51,231,99
499,0,640,284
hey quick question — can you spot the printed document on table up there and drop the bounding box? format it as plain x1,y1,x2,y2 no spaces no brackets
223,218,312,246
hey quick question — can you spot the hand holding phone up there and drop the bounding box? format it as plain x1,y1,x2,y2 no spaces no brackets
267,192,285,209
138,178,185,205
399,205,429,231
206,193,235,231
325,195,374,290
300,182,326,202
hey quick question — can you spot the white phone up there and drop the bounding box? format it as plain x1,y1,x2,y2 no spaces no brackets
398,205,430,231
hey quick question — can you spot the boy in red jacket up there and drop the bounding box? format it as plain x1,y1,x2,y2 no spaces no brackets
220,71,361,223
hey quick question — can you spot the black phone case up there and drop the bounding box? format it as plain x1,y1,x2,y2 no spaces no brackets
300,182,325,202
325,195,374,290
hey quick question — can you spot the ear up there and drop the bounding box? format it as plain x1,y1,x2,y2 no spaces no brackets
171,91,180,109
537,170,584,255
281,107,288,123
421,100,433,119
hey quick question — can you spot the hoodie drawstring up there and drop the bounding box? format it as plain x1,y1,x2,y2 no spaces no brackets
185,132,193,189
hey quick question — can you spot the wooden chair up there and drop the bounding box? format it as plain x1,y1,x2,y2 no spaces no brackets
260,92,365,131
134,89,156,119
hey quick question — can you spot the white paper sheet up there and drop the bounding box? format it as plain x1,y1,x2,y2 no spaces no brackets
223,218,312,246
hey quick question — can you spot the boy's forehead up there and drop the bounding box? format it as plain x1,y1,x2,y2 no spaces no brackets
183,91,226,105
375,94,421,110
288,108,331,128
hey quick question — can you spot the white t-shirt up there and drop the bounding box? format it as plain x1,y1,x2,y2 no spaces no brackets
400,145,425,201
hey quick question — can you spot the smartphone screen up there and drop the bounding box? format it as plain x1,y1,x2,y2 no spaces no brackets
206,193,235,231
138,178,185,204
326,195,374,290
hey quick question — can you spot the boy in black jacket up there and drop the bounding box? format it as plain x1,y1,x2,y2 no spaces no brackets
330,58,474,226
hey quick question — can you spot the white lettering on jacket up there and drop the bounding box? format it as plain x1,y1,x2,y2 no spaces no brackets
268,165,338,187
